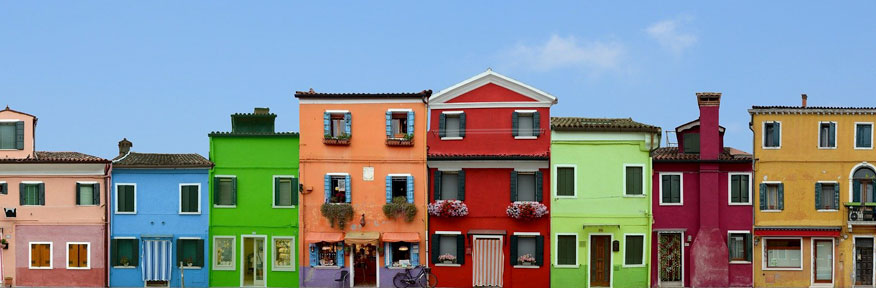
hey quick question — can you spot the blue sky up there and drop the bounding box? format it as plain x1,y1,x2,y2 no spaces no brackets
3,1,876,158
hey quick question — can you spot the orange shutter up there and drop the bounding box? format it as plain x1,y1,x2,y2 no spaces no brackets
41,244,50,267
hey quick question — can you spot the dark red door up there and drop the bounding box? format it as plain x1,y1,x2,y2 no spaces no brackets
590,236,611,287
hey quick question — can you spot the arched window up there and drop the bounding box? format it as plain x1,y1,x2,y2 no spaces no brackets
854,167,876,202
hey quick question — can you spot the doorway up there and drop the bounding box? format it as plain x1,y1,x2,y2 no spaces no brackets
472,235,503,287
589,235,611,288
657,232,683,287
813,239,833,285
352,243,377,287
857,237,874,286
241,236,266,287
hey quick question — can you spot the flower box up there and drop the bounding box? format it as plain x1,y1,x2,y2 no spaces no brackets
438,253,457,264
385,139,414,146
517,254,536,266
506,202,548,221
323,138,351,145
428,200,469,217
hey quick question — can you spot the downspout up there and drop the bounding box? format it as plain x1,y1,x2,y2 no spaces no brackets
647,131,659,288
104,162,112,287
749,113,756,239
423,94,430,269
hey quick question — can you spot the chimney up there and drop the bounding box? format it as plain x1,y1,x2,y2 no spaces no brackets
118,138,132,157
696,92,721,160
254,107,270,115
802,94,808,107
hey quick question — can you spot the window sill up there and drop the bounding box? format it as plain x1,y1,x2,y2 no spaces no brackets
179,212,201,215
659,203,683,206
622,264,646,268
729,261,752,265
272,268,296,272
323,138,351,145
181,266,202,270
313,266,341,269
554,196,577,199
213,266,235,271
386,139,414,146
816,209,839,212
115,212,137,215
762,146,782,150
29,267,52,270
817,147,837,150
855,147,874,150
760,210,783,213
272,206,297,209
67,267,91,270
213,205,237,208
113,266,137,269
513,265,540,269
623,195,646,198
514,136,538,140
434,263,461,267
553,264,578,269
728,202,752,206
441,137,463,141
76,205,99,207
762,267,803,271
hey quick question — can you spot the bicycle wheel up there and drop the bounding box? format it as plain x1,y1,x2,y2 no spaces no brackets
393,272,408,288
419,272,438,288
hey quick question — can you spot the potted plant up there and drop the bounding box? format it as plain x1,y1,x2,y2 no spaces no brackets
427,200,469,217
184,257,194,267
120,256,130,267
506,201,549,221
382,197,418,222
0,239,7,250
321,202,354,228
438,254,456,264
518,254,536,266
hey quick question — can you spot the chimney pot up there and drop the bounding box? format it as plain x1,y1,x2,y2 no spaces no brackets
254,107,270,115
802,94,808,107
118,138,132,156
696,92,722,107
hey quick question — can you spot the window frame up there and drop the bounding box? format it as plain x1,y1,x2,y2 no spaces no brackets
114,183,137,214
327,173,350,204
658,172,683,206
761,181,783,212
514,110,538,140
388,174,411,201
75,181,99,206
325,110,349,138
622,233,646,267
512,232,540,269
728,173,753,206
387,109,412,139
855,122,874,150
762,237,803,270
727,230,751,264
179,183,201,215
112,236,138,269
816,181,840,212
553,164,577,198
810,237,835,286
623,164,646,197
65,241,91,270
212,236,236,270
817,121,837,149
434,231,462,267
271,236,295,272
272,175,297,209
762,121,782,149
515,170,538,202
21,181,43,206
28,241,53,269
437,169,460,201
440,111,464,140
554,233,579,268
0,120,19,150
213,175,237,208
178,237,203,269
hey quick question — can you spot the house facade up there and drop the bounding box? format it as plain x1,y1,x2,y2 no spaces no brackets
550,117,659,288
750,96,875,287
109,138,213,287
650,93,753,287
295,89,430,288
208,108,300,288
0,107,110,287
427,70,554,288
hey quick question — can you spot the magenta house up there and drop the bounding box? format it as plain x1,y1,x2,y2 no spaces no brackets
650,94,753,287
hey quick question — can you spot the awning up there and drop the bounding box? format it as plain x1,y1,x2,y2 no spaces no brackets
468,229,506,235
754,226,841,237
306,232,344,243
383,232,420,242
345,231,380,244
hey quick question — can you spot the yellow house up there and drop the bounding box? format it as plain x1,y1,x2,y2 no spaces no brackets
750,95,876,287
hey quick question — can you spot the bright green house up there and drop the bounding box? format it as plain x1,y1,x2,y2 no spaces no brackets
549,117,660,288
208,108,300,288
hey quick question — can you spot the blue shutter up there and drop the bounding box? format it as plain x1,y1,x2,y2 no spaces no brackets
385,176,392,203
309,244,318,267
406,176,414,204
385,111,392,137
759,183,766,210
854,180,861,203
411,243,419,266
323,112,330,136
345,175,351,203
384,243,391,267
407,111,415,135
814,183,822,210
336,243,345,267
777,183,784,210
324,175,331,203
344,112,352,136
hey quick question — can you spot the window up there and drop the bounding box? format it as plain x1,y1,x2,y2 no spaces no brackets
624,235,645,266
389,112,410,138
816,183,838,210
436,171,462,200
273,237,294,271
556,166,575,197
762,183,782,210
29,242,52,269
76,183,98,206
765,238,802,269
177,239,203,268
214,177,236,206
213,236,235,270
390,242,412,267
512,234,542,267
853,167,876,203
67,242,90,269
179,184,200,214
441,113,463,139
683,133,700,154
116,184,136,213
434,234,462,265
728,232,752,263
730,174,751,205
625,165,644,196
274,177,297,207
329,113,346,138
515,173,537,201
112,238,138,267
329,175,347,203
20,182,43,206
819,122,836,148
315,242,341,267
555,234,577,266
391,177,407,200
514,111,537,138
0,181,6,195
856,123,873,149
764,122,781,148
0,122,21,150
660,173,682,205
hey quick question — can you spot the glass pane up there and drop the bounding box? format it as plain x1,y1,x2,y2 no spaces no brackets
766,239,801,268
625,236,644,265
391,119,402,136
626,167,643,195
517,237,536,264
445,116,460,137
518,115,533,136
815,241,832,280
557,235,576,265
255,239,264,280
317,242,338,266
392,242,412,266
278,179,293,206
330,177,346,203
392,177,407,199
861,125,873,147
218,179,233,205
181,240,198,266
441,173,458,200
118,239,134,266
216,238,234,267
0,124,14,149
274,239,292,268
820,124,831,147
25,184,39,205
823,184,836,209
439,236,458,261
79,185,94,205
517,174,536,201
729,235,745,261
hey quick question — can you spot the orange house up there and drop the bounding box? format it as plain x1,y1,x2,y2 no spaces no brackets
295,90,431,287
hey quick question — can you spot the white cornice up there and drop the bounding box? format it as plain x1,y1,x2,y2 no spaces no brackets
0,163,106,175
429,69,557,105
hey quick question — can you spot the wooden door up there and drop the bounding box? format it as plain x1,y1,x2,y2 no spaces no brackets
857,238,874,285
590,236,611,287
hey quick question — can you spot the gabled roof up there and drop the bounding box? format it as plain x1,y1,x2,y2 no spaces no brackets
113,152,213,168
1,106,38,124
294,89,432,99
675,119,725,133
0,151,108,163
551,117,661,133
429,69,557,108
652,147,752,162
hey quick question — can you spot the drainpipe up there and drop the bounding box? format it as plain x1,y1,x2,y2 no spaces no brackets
749,114,756,240
104,162,112,287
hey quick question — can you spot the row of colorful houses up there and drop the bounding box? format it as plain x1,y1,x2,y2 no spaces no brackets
0,70,871,287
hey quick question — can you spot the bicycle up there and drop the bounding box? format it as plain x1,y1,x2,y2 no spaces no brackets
392,266,437,288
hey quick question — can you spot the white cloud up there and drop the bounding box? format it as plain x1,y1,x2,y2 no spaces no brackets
646,18,697,54
499,34,624,72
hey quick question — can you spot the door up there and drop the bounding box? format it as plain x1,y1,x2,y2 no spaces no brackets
472,236,503,287
143,239,172,286
857,238,874,285
353,244,377,287
814,239,833,284
242,236,266,287
590,235,611,287
658,233,683,287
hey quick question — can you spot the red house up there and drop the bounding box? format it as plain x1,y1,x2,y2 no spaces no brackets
650,93,753,287
426,70,555,288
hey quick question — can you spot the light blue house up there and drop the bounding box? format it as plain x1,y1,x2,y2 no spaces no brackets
109,139,213,288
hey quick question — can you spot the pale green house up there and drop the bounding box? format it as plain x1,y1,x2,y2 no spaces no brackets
549,117,660,288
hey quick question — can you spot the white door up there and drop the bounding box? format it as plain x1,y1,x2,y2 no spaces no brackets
241,236,267,287
472,236,503,287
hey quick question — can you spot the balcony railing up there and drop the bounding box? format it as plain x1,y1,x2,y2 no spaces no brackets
846,202,876,231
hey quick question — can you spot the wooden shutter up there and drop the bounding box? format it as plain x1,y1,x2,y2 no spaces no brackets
385,111,392,137
344,175,351,203
406,176,414,204
15,121,24,150
41,244,50,267
509,235,518,266
176,239,183,264
213,177,220,205
126,186,135,212
324,174,331,203
431,234,440,264
744,233,752,262
407,111,415,135
458,169,466,201
385,176,392,203
196,239,205,267
78,244,88,267
93,183,100,206
511,112,519,136
731,176,740,203
459,113,466,137
231,178,237,205
533,111,540,137
132,239,140,267
854,180,862,203
38,183,45,205
510,171,518,202
344,112,352,136
76,183,81,205
456,234,465,265
834,183,840,209
777,183,784,210
662,176,670,203
274,177,281,206
309,244,318,267
759,183,767,210
433,170,442,201
19,183,25,205
291,177,299,205
0,182,6,195
182,185,191,211
535,235,544,266
828,123,836,147
323,112,330,136
815,183,822,209
118,186,126,212
336,243,345,267
111,239,119,266
439,114,446,138
535,171,543,202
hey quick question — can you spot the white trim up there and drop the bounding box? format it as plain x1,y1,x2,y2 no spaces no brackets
623,164,647,197
326,173,350,176
0,119,22,122
656,231,685,287
727,230,752,264
513,232,540,236
428,160,548,170
762,121,782,149
658,172,684,206
435,231,462,235
387,173,412,177
387,108,413,112
513,168,539,173
761,237,803,270
28,241,53,269
587,233,614,288
440,137,463,141
810,237,835,286
553,164,577,198
65,242,91,270
432,102,553,109
441,111,464,115
622,233,646,267
114,183,137,214
240,235,268,287
20,181,43,184
728,173,753,206
213,175,237,208
272,175,298,209
855,122,874,149
299,98,422,104
178,183,201,215
849,163,876,202
553,233,578,268
429,69,557,105
325,110,350,113
212,236,236,271
514,109,537,114
271,236,296,272
514,136,537,140
817,121,838,149
76,181,98,184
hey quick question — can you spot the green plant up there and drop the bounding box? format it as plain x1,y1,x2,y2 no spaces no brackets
403,133,414,141
321,203,354,228
382,196,418,222
337,133,351,140
324,133,332,139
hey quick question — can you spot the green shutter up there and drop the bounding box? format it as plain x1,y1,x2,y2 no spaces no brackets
459,113,466,138
777,183,784,210
433,170,442,201
111,239,119,266
661,176,670,203
182,186,190,212
439,114,446,138
19,183,25,205
855,180,862,203
196,239,205,267
126,186,135,212
626,167,643,195
274,177,281,206
759,183,767,210
231,177,237,205
291,177,299,205
75,183,81,205
93,183,100,206
118,186,126,212
0,182,6,195
431,234,440,264
535,171,543,202
814,183,822,210
15,121,24,150
510,171,518,202
535,235,544,266
744,233,752,262
38,183,45,205
457,170,465,201
731,176,740,203
533,111,540,137
834,183,840,209
213,177,220,205
829,123,836,147
511,112,519,137
509,236,518,266
456,234,465,265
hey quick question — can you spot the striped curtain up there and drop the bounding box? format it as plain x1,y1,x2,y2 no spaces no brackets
473,238,503,287
142,240,173,282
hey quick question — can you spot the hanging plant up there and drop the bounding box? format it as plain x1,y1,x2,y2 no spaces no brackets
427,200,469,217
382,196,418,222
321,203,354,228
506,201,548,220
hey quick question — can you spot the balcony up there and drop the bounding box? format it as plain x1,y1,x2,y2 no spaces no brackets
846,202,876,231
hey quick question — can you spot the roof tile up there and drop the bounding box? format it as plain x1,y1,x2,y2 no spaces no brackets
551,117,661,133
652,147,752,162
113,152,212,168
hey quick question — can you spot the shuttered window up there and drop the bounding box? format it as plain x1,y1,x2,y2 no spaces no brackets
445,115,461,138
683,133,700,154
819,122,836,148
556,235,577,266
0,182,6,195
624,235,645,266
764,122,781,148
436,235,460,264
440,172,459,200
214,177,236,206
815,183,839,210
0,122,16,149
556,167,575,197
30,242,52,268
728,233,752,262
516,173,536,201
67,243,90,269
510,235,543,266
730,174,750,204
275,177,297,207
661,174,681,204
21,183,42,206
116,185,136,213
177,239,204,267
180,185,200,213
625,166,644,196
112,238,138,267
857,123,873,148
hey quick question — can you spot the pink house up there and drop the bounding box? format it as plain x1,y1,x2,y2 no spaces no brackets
650,94,754,287
0,107,110,287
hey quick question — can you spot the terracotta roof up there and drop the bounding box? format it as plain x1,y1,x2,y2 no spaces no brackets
113,152,212,168
651,147,752,162
551,117,661,133
0,151,108,163
428,152,549,160
294,89,432,99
